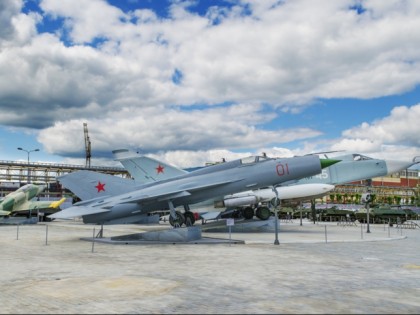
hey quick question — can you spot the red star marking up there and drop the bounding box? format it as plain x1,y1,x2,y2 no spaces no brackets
95,181,106,192
156,164,164,174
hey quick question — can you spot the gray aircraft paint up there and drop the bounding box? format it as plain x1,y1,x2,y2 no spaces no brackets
50,154,336,224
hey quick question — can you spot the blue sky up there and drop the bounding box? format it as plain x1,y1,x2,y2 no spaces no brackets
0,0,419,169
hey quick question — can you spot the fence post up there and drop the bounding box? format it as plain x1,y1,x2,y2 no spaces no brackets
361,222,363,239
91,227,95,253
45,225,48,246
324,225,327,243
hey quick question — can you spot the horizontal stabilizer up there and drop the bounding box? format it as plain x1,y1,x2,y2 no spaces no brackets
49,206,110,219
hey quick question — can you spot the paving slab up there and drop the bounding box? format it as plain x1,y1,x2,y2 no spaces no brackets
0,219,419,314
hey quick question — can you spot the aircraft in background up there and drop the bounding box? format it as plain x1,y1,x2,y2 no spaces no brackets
295,153,418,185
0,184,66,220
49,154,339,226
112,149,419,221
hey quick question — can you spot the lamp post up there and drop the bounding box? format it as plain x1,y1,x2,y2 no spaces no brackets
362,190,372,233
271,185,280,245
17,147,40,183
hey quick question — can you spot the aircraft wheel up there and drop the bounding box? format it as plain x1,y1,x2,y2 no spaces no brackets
256,206,271,220
242,207,254,220
184,211,196,226
169,211,185,227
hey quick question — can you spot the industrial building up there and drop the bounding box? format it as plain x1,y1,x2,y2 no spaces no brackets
331,168,419,206
0,159,129,196
0,159,418,206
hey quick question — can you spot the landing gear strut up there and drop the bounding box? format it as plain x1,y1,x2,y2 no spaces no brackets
167,201,196,227
183,211,196,226
169,210,185,228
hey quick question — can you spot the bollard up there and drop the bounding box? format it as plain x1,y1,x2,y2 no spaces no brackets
361,222,363,239
16,224,19,240
45,225,48,246
91,227,95,253
324,225,327,243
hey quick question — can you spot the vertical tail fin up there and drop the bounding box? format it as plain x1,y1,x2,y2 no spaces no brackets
112,149,187,183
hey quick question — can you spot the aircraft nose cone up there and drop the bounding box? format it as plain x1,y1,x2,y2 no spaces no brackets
320,159,341,169
385,160,416,174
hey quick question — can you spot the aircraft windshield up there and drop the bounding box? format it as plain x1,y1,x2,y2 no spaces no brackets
353,154,372,161
17,185,30,192
241,156,257,164
257,155,270,162
241,155,270,164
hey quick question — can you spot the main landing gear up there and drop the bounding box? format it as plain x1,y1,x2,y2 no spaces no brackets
168,210,196,227
238,206,271,220
168,201,196,227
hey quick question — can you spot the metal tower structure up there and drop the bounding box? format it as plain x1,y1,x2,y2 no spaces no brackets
83,122,91,168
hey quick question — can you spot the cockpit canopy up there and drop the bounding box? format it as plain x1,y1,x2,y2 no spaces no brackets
352,154,373,161
240,155,270,164
332,154,373,162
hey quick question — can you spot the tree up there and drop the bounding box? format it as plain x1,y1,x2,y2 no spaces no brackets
371,193,377,204
343,193,349,204
355,193,361,204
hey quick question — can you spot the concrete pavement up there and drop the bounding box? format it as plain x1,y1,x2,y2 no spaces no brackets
0,218,419,314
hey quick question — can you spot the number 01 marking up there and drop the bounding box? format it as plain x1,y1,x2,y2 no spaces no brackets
276,163,289,176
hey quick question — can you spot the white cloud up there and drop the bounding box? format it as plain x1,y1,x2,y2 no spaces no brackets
324,104,420,164
0,0,420,167
0,0,22,40
37,103,322,158
341,104,420,147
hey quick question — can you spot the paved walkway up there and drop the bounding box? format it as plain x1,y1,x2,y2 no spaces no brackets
0,219,419,314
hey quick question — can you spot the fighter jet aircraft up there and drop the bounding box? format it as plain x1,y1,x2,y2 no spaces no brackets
49,154,339,226
112,149,335,220
0,184,66,219
112,149,419,221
